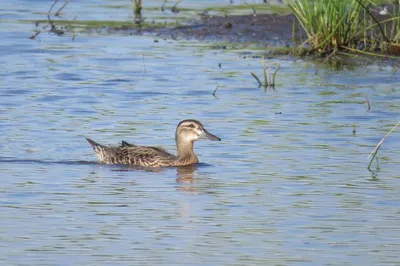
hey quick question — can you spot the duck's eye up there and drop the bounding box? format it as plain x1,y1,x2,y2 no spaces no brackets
187,124,195,128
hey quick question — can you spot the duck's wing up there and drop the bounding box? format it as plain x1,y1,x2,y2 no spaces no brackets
120,146,176,167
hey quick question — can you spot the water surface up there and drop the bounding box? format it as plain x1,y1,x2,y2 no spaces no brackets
1,1,399,265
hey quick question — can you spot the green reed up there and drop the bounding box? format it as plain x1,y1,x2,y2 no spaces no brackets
251,56,280,88
287,0,400,55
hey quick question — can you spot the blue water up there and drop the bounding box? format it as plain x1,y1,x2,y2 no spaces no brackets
0,1,399,265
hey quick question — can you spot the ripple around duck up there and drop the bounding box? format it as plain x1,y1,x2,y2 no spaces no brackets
0,157,97,166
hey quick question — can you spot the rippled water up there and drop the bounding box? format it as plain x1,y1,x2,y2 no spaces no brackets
1,1,399,265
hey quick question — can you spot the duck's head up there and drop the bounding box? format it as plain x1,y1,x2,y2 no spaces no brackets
175,119,221,144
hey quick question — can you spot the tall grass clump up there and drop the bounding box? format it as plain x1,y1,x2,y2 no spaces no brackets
286,0,400,56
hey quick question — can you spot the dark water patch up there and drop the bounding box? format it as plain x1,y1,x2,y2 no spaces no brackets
94,57,140,62
134,91,169,96
54,73,83,81
183,90,215,96
12,70,39,76
106,78,133,83
36,48,74,55
0,44,37,54
101,79,135,87
37,95,67,102
1,89,31,96
342,115,384,121
69,108,98,115
75,96,101,105
210,77,232,82
225,86,263,93
365,109,400,118
0,101,19,107
153,77,172,83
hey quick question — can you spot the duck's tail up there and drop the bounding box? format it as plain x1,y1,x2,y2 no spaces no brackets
85,137,108,162
86,137,102,149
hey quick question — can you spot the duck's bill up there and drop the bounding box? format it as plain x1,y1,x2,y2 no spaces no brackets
201,129,221,141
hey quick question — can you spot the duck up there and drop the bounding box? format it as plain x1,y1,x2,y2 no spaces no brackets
86,119,221,167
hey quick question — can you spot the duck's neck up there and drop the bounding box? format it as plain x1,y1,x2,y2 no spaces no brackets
175,139,198,165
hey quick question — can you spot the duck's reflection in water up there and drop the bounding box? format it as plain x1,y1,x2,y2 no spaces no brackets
176,165,206,193
176,165,196,183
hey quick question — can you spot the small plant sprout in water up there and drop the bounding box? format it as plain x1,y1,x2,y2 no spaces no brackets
251,56,280,88
367,120,400,170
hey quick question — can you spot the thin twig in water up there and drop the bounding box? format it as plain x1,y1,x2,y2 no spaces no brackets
36,0,58,36
29,31,41,39
46,0,60,27
141,54,146,73
365,95,371,111
171,0,183,13
55,0,71,16
29,0,56,39
212,85,219,97
30,0,70,39
48,0,60,14
161,0,167,12
322,48,337,64
367,120,400,169
71,15,77,40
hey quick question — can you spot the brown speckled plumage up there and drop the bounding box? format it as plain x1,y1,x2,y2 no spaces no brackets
86,119,221,167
